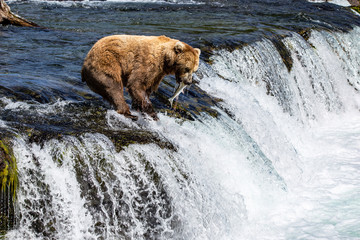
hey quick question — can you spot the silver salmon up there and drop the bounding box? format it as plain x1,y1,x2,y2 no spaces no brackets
169,81,187,108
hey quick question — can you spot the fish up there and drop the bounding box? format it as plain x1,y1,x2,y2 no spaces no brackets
169,81,187,108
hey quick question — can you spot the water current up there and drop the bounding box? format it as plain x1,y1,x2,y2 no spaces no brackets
1,0,360,239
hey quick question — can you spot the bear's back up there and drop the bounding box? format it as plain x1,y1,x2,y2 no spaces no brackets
93,35,173,51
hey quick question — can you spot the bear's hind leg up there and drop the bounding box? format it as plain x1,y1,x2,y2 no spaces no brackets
108,88,138,121
128,86,158,120
83,69,138,121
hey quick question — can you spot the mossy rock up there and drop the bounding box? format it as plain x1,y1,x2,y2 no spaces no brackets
298,28,312,41
0,137,18,235
351,6,360,14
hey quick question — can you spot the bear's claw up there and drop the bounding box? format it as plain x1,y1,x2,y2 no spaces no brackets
124,113,139,121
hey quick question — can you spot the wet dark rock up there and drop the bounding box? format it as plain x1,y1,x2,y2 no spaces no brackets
12,117,176,153
269,35,293,72
108,130,176,152
1,102,177,153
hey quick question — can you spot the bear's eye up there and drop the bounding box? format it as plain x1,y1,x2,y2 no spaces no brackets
185,68,191,73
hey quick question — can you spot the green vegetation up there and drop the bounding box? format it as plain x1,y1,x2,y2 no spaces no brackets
0,140,18,195
351,6,360,14
0,138,18,235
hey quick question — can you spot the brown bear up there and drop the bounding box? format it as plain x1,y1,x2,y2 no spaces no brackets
81,35,201,120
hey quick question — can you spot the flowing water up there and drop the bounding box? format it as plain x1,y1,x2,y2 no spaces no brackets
1,0,360,239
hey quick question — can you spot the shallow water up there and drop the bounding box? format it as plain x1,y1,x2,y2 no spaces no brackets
1,0,360,239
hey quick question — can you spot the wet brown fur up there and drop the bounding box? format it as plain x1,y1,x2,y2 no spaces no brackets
81,35,200,120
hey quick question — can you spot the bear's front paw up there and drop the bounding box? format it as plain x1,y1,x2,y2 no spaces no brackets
149,112,159,121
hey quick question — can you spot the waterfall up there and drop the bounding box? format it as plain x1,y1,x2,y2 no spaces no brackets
3,26,360,239
204,28,360,123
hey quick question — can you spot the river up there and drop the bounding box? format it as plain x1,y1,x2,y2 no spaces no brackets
1,0,360,239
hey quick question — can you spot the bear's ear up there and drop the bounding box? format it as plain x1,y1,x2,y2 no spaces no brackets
194,48,201,56
174,41,185,54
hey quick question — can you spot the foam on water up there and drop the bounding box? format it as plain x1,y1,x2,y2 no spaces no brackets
308,0,351,6
285,114,360,239
1,97,72,115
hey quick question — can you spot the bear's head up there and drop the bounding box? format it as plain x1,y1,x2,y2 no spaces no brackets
172,41,201,85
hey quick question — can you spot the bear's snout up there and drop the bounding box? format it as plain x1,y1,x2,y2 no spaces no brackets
176,73,193,85
183,76,193,85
